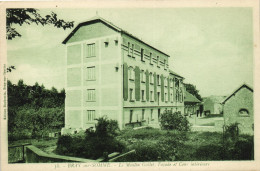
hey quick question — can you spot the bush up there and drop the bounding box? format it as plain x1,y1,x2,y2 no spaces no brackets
56,117,125,159
160,110,190,131
194,144,223,160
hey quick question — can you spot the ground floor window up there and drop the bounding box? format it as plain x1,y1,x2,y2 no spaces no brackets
130,110,133,123
151,109,154,120
142,109,145,120
87,110,95,121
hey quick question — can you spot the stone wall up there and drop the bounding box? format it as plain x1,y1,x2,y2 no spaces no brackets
25,145,97,163
223,87,253,135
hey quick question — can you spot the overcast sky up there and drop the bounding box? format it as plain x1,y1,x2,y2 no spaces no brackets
7,8,253,97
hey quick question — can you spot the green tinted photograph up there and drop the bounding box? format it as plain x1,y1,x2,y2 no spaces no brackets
6,6,254,164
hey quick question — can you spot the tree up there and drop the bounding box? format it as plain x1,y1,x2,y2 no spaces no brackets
6,8,74,40
184,83,202,101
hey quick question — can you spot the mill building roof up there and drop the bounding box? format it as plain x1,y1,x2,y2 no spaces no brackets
62,15,170,57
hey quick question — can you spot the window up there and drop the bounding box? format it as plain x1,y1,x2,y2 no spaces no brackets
171,93,173,102
142,109,145,120
157,56,159,67
86,66,95,80
157,75,160,85
150,73,154,84
130,110,133,123
164,78,167,87
176,90,179,102
239,109,249,116
141,70,145,82
180,90,183,103
151,109,153,120
87,110,95,121
130,89,133,101
141,49,144,62
175,79,179,88
87,89,96,101
150,53,152,64
86,43,95,57
132,44,135,57
141,90,145,101
150,91,154,101
128,42,130,56
165,93,167,102
129,67,135,80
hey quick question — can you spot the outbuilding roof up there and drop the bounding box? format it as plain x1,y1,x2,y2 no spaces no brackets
169,69,184,79
222,83,253,104
62,15,170,57
184,91,201,103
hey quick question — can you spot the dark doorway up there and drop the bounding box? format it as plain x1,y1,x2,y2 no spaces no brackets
158,108,161,120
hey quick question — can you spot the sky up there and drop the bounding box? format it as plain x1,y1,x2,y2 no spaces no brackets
7,8,253,97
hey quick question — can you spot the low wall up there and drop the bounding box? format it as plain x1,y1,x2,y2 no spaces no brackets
108,150,136,162
25,145,97,163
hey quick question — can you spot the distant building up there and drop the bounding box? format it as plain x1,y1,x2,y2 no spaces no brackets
222,84,254,135
184,91,201,116
203,96,226,115
61,16,185,134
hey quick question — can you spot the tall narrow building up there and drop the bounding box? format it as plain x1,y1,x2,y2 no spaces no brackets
61,16,185,134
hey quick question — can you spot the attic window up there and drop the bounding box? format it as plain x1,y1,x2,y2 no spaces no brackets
114,39,118,46
238,108,249,116
104,38,109,47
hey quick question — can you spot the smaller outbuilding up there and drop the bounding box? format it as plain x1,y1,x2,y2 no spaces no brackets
203,95,226,115
222,84,254,135
184,91,201,117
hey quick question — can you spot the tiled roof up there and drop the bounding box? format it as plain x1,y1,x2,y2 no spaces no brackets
62,15,170,57
184,91,201,103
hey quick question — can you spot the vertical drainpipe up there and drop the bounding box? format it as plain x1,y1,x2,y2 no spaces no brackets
119,33,124,129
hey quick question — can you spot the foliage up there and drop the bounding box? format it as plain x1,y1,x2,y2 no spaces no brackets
117,127,187,161
8,80,65,141
7,66,15,72
8,107,64,141
184,83,202,101
6,8,74,40
56,117,124,159
159,110,191,131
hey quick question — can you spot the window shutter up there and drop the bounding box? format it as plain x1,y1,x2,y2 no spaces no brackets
123,63,128,101
135,66,140,101
154,72,157,101
146,70,149,101
95,41,98,57
83,43,86,57
161,74,164,102
173,77,175,102
168,77,170,101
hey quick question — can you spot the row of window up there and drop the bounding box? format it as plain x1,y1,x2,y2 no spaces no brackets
129,108,176,123
129,88,183,103
127,42,168,69
129,109,154,123
129,67,180,87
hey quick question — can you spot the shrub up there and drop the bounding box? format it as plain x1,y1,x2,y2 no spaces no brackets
194,144,223,160
160,110,190,131
56,117,125,159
